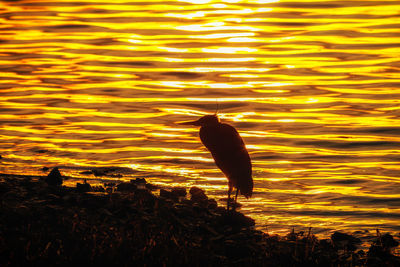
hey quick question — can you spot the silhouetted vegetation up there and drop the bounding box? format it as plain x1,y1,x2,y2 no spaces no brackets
0,173,399,266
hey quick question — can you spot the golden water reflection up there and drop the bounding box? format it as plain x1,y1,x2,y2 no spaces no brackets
1,0,400,237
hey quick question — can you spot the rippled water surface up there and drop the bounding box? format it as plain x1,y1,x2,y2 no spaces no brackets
1,0,400,237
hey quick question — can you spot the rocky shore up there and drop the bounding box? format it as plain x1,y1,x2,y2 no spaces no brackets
1,170,399,266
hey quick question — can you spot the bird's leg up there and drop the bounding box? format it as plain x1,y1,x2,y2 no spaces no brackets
233,188,239,211
227,183,233,212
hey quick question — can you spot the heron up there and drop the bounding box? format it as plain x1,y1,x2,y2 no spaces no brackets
180,114,253,211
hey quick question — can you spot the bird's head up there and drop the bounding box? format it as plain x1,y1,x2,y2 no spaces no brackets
179,114,220,127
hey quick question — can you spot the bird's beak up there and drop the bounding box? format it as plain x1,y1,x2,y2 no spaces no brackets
178,119,201,126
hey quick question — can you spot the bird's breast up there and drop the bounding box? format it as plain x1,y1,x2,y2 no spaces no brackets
199,123,251,177
199,124,244,152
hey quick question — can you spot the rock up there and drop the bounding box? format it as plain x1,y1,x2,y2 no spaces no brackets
224,237,253,260
42,166,49,172
76,180,91,192
131,178,146,184
160,189,174,199
131,178,147,189
189,186,208,202
286,228,298,241
104,182,116,187
171,187,186,198
160,187,187,201
3,173,400,266
91,186,105,192
367,232,400,266
45,167,62,186
208,199,218,209
117,182,137,192
103,182,116,194
331,231,361,251
368,232,399,262
380,233,399,250
134,189,156,208
218,211,255,228
221,198,242,209
145,183,158,191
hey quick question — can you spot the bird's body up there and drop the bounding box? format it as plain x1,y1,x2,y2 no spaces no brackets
180,114,253,210
199,122,253,198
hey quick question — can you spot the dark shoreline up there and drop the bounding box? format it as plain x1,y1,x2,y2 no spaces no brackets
1,172,399,266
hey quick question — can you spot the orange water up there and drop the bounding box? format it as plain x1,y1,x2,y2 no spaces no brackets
1,0,400,237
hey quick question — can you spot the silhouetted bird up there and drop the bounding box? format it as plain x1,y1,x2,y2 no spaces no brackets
180,114,253,211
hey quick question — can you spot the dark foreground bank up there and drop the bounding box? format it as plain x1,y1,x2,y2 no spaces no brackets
0,172,399,266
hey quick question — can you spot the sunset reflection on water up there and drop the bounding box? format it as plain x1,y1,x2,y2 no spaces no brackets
1,0,400,237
